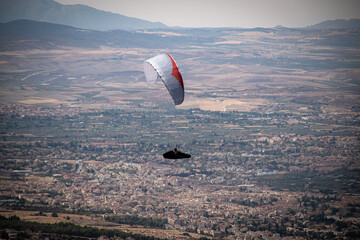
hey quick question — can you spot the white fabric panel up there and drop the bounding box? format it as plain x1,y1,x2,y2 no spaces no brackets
143,54,184,105
143,61,158,85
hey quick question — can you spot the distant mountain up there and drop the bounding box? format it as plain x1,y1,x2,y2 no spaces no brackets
0,20,207,51
307,19,360,29
0,0,167,31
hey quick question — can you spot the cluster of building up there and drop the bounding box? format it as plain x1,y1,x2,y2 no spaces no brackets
0,102,359,239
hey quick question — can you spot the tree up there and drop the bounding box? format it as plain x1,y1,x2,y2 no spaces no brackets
0,230,9,239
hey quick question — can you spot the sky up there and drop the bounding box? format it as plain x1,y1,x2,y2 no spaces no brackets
55,0,360,28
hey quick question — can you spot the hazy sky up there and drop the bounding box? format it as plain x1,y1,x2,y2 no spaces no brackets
55,0,360,28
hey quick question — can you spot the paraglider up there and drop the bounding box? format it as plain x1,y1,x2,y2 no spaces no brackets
143,53,184,105
163,148,191,159
143,54,191,159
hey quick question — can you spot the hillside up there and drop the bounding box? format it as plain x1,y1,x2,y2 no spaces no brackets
0,20,197,50
0,0,167,31
307,18,360,29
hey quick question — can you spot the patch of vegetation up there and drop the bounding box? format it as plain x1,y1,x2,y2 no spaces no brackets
255,169,360,193
1,196,113,216
105,215,168,229
0,215,163,240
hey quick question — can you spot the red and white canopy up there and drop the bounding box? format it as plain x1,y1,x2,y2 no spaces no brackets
143,53,184,105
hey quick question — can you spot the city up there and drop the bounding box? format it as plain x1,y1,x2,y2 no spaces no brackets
0,13,360,239
0,92,359,239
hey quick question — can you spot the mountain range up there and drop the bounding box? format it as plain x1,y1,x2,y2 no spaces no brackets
308,19,360,29
1,18,360,52
1,0,360,31
0,0,167,31
0,0,359,52
0,19,210,51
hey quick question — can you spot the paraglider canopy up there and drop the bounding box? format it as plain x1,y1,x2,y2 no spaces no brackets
163,148,191,159
143,54,184,105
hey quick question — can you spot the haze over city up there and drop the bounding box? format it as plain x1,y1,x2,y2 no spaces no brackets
54,0,360,28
